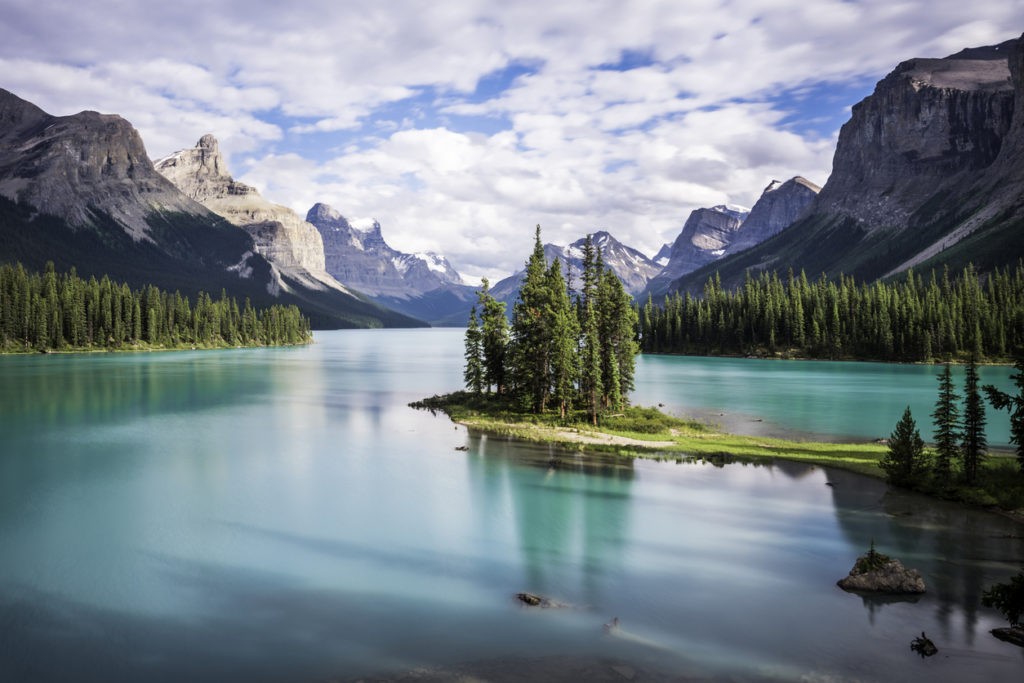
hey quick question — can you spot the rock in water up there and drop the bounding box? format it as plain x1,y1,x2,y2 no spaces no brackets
991,627,1024,648
837,554,926,594
911,632,938,657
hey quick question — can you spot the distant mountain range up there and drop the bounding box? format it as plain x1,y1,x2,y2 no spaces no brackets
1,32,1021,326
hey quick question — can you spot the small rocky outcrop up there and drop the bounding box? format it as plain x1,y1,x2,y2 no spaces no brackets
515,592,568,608
991,627,1024,647
837,545,926,594
911,632,938,657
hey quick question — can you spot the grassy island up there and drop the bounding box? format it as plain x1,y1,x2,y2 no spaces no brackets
412,391,1024,514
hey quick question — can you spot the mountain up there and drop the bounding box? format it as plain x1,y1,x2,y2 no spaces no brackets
306,202,476,326
491,231,661,307
644,204,749,295
667,34,1024,295
0,89,421,328
156,136,346,295
724,177,820,255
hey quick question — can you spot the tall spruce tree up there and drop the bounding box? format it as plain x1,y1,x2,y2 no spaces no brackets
464,306,485,394
509,225,554,412
881,406,928,488
985,349,1024,473
932,362,961,486
577,236,603,424
961,352,987,484
547,258,579,419
476,278,508,395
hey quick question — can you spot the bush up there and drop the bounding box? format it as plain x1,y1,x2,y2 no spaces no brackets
982,570,1024,627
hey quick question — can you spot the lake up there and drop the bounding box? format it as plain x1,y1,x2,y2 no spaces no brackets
0,329,1021,681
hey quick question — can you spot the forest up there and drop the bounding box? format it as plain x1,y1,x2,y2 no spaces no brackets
0,261,311,352
639,263,1024,362
464,227,637,424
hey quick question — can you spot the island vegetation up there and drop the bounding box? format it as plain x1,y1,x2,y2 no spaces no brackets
639,262,1024,363
0,261,312,352
414,230,1024,514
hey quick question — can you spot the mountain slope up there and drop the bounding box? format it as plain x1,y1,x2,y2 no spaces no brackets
668,35,1024,294
0,88,421,328
306,202,477,325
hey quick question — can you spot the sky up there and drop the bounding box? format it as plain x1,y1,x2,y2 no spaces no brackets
0,1,1020,281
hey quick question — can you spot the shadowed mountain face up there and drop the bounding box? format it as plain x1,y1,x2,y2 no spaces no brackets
667,35,1024,295
0,89,423,328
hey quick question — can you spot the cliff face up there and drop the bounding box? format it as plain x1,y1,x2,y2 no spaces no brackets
726,177,820,255
0,88,208,241
644,205,748,294
668,35,1024,294
156,136,340,291
816,43,1016,232
307,202,463,299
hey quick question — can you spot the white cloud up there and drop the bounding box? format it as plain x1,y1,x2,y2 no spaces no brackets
0,0,1021,278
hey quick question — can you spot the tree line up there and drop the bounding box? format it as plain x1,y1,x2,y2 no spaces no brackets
0,261,311,352
882,351,1024,490
640,263,1024,362
463,227,638,424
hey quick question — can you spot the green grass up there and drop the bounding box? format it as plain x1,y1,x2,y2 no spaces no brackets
411,392,1024,513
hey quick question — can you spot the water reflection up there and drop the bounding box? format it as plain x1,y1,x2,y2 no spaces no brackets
829,469,1024,641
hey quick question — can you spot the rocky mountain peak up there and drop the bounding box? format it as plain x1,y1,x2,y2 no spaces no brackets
0,90,206,240
306,202,350,229
725,175,820,255
156,138,340,292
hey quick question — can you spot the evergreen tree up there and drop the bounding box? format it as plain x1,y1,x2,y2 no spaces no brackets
881,406,929,488
961,352,987,484
476,277,508,395
931,362,961,486
463,306,485,394
509,225,554,412
985,349,1024,473
546,259,579,419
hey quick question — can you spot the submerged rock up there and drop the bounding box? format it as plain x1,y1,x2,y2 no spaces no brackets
992,627,1024,647
837,551,926,594
515,592,568,608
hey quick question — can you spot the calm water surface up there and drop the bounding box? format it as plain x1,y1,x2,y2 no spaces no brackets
0,329,1021,682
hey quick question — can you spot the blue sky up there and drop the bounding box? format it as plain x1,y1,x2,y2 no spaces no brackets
0,0,1020,279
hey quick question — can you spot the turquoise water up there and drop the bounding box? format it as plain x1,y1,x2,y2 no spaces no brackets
0,329,1021,681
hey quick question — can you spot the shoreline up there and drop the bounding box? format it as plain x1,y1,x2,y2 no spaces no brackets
0,339,313,356
641,349,1016,367
413,392,1024,522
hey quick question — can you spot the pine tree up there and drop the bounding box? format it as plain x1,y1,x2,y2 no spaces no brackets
881,406,928,488
509,225,554,412
547,259,579,419
931,362,961,486
464,306,485,394
961,352,987,484
985,349,1024,473
476,277,508,395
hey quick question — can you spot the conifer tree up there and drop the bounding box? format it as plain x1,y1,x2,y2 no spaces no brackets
464,306,485,394
985,349,1024,473
961,352,987,484
476,277,508,395
932,362,961,486
547,259,579,419
509,225,554,412
881,406,928,488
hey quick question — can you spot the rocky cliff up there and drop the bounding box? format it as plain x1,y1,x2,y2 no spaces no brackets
644,205,748,295
307,202,463,298
0,88,208,241
307,202,475,325
667,35,1024,294
726,177,820,255
157,136,342,293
